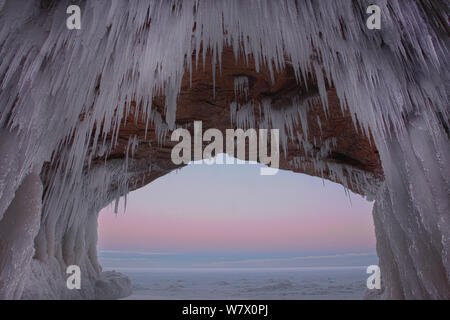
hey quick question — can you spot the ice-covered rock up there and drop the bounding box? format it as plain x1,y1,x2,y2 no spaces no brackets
0,0,448,299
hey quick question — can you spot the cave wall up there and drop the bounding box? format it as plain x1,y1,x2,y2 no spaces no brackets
0,0,448,299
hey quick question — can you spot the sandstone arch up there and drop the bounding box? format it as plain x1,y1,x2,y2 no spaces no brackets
0,0,448,299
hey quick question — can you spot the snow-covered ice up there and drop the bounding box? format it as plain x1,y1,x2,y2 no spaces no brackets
0,0,448,299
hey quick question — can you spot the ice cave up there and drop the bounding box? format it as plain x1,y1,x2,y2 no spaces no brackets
0,0,448,299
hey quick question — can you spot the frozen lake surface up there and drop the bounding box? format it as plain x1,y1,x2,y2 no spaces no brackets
107,267,370,300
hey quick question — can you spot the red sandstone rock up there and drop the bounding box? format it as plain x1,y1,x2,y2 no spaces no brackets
91,48,382,194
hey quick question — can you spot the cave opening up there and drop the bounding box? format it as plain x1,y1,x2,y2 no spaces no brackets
97,154,377,299
0,0,447,301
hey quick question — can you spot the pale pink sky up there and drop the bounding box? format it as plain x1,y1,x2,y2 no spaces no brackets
98,155,376,254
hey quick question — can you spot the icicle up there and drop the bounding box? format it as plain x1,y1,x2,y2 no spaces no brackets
234,76,249,99
0,0,448,299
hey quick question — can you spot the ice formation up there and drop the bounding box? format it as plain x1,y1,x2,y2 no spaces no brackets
0,0,448,299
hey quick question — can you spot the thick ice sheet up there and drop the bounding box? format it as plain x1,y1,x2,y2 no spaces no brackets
114,267,370,300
